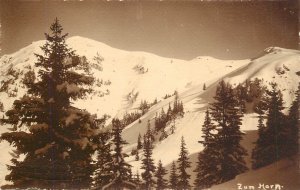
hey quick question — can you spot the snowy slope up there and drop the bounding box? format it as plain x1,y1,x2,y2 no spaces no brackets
227,47,300,109
122,47,300,179
211,155,300,190
0,36,248,118
0,37,299,187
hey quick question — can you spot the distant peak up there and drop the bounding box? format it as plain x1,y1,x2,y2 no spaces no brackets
66,36,114,49
67,36,93,41
194,56,220,61
263,47,283,53
263,47,299,54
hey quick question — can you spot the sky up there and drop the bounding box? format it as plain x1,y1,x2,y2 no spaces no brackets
0,0,298,60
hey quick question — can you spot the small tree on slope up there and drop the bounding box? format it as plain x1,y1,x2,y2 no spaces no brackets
146,120,155,143
155,160,168,190
210,80,248,183
194,109,218,189
137,133,143,150
103,118,136,190
177,136,191,190
1,18,98,189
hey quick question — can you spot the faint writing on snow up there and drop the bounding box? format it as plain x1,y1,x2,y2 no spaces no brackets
237,183,284,190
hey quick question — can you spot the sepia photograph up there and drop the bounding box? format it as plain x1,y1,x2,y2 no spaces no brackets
0,0,299,189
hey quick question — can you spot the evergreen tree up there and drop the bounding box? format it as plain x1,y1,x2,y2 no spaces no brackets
141,134,156,189
210,80,248,183
173,91,179,114
137,133,143,150
159,128,168,141
169,161,178,190
170,116,176,134
286,83,300,156
235,83,247,113
0,101,4,112
160,108,167,125
198,109,215,146
251,100,268,169
139,100,149,114
0,18,98,189
155,108,168,132
155,160,168,190
103,118,135,190
178,101,184,116
194,109,218,189
167,103,173,121
177,136,191,190
94,132,113,189
135,170,142,189
252,83,292,169
146,120,155,143
203,83,206,90
135,150,140,161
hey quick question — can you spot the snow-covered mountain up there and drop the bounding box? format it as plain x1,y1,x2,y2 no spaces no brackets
0,36,299,187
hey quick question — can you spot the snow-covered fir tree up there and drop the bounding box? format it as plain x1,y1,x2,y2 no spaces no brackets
1,18,99,189
194,109,218,189
169,161,178,190
141,133,156,189
103,118,136,190
177,136,191,190
155,160,168,190
210,80,248,183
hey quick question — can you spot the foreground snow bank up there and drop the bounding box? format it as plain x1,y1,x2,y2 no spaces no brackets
211,155,300,190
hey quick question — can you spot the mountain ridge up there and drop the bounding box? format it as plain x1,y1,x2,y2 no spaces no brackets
0,36,299,187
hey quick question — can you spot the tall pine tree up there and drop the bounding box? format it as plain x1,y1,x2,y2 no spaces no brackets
103,118,136,190
252,99,268,169
94,131,113,189
177,136,191,190
169,161,178,190
194,109,218,189
252,83,293,169
1,18,98,189
286,83,300,156
210,80,248,183
155,160,168,190
141,133,156,189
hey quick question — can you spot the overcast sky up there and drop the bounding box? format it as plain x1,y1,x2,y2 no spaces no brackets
0,0,298,60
